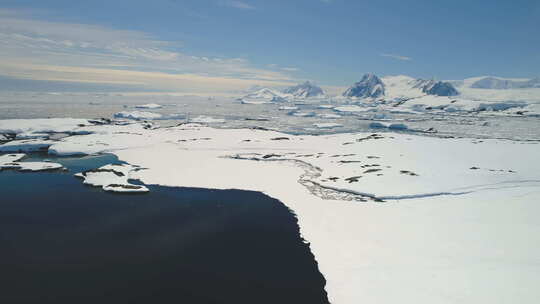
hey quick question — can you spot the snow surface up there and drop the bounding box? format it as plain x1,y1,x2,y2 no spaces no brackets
0,153,25,164
0,140,54,152
317,113,342,119
457,76,540,89
75,164,149,193
2,118,540,303
0,118,90,135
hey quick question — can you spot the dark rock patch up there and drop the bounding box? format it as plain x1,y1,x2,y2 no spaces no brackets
271,137,290,141
400,170,419,176
344,176,362,183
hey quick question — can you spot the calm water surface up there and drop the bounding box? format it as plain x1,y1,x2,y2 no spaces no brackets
0,154,329,304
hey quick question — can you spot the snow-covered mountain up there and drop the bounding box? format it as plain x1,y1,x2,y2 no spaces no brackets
242,88,287,101
343,74,385,98
413,79,459,96
342,75,459,100
283,81,325,98
465,76,540,89
238,74,537,107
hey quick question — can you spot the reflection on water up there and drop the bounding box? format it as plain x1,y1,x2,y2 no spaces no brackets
0,154,329,304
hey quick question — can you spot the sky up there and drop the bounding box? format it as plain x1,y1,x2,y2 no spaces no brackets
0,0,539,95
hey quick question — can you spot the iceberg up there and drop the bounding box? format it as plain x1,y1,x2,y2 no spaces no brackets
113,111,163,120
134,103,163,109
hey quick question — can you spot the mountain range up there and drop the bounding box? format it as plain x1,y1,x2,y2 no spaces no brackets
241,74,539,101
454,76,540,89
283,81,325,98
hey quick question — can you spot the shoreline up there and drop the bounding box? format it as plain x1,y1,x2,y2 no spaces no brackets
0,153,330,303
1,118,540,303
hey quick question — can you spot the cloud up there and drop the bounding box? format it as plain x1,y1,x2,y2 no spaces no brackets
280,67,300,72
0,9,294,94
0,61,293,95
380,53,412,61
221,1,255,10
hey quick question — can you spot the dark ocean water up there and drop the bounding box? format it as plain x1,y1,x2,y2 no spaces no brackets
0,154,328,304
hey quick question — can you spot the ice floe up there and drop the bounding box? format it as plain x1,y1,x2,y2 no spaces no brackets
333,105,368,113
317,113,341,119
0,140,54,152
278,106,299,111
114,111,163,120
113,111,185,121
0,153,25,164
291,112,316,117
314,123,343,129
10,161,64,172
0,153,63,172
134,103,163,109
190,116,225,124
75,164,149,193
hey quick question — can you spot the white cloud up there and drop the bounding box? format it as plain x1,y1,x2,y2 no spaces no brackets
0,9,294,94
380,53,412,61
221,1,256,10
281,67,300,72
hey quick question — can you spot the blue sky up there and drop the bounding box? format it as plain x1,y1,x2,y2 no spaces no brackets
0,0,538,94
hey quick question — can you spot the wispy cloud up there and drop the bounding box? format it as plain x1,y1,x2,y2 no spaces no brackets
380,53,412,61
280,67,299,72
0,9,294,94
221,1,256,10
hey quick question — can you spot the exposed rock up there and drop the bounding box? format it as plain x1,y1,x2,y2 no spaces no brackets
271,137,290,140
414,79,459,96
343,74,385,98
